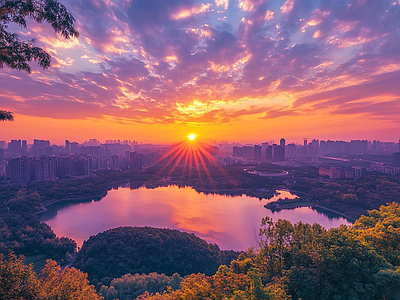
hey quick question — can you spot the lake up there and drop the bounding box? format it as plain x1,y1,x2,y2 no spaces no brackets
39,185,352,251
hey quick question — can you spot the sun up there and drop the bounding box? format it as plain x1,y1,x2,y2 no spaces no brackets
188,134,196,141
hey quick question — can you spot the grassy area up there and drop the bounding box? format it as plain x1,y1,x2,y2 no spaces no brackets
24,254,48,273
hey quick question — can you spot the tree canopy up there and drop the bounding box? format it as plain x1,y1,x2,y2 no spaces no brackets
0,253,101,300
0,110,13,121
72,226,240,287
0,0,79,73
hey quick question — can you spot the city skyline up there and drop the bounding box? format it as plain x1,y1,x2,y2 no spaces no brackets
1,136,400,147
0,134,400,148
1,0,400,143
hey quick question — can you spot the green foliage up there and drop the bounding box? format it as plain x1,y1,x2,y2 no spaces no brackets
289,173,400,219
0,212,76,262
139,254,291,300
72,226,240,286
354,202,400,266
99,272,182,300
255,208,400,300
0,110,13,121
0,0,79,73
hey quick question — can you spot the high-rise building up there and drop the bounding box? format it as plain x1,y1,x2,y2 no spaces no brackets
6,157,32,185
286,143,296,156
242,146,254,158
261,142,269,156
57,155,89,178
233,146,242,157
33,156,56,182
110,155,120,170
8,140,21,156
280,138,285,148
129,152,143,171
254,145,262,161
274,145,285,161
32,139,51,157
70,142,79,154
280,138,286,161
21,140,27,154
65,140,70,153
266,145,273,161
393,152,400,167
0,148,5,164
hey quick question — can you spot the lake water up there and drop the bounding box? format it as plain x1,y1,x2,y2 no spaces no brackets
39,185,352,251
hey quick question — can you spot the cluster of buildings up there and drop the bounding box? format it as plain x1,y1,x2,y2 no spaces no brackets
1,137,400,185
220,138,400,177
318,166,362,179
232,139,286,162
0,139,164,185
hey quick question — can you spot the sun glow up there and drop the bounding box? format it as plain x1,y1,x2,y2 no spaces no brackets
188,134,196,141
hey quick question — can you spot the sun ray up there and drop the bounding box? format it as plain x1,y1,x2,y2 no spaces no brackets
147,137,232,191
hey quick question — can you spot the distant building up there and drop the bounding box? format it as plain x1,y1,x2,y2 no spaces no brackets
57,155,89,179
233,146,254,159
129,152,143,171
318,166,331,177
319,166,361,179
33,156,56,182
393,152,400,167
110,155,120,170
274,145,285,162
353,167,362,179
242,146,254,158
70,142,79,154
8,140,22,157
254,145,262,161
21,140,28,154
31,139,51,157
233,146,242,158
6,157,31,185
280,138,285,148
65,140,70,153
266,145,273,161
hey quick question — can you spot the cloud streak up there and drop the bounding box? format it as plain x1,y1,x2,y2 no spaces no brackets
1,0,400,130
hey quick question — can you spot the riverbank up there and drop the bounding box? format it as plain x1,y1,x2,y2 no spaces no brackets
35,191,108,214
264,200,356,222
312,204,356,222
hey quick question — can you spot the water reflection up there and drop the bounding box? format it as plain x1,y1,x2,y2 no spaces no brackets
39,185,352,251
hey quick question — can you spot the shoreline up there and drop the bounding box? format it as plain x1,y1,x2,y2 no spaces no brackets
311,204,356,222
35,181,355,223
265,201,356,222
34,192,108,215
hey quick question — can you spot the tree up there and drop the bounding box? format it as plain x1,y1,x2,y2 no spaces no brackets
0,253,40,300
0,254,102,299
0,110,13,121
39,259,102,300
0,0,79,73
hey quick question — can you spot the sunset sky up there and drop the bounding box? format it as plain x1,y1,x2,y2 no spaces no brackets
1,0,400,145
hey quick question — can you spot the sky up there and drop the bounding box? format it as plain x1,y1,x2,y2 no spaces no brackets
1,0,400,145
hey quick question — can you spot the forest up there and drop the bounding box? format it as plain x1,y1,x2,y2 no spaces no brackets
72,226,240,288
1,165,400,299
1,164,400,265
